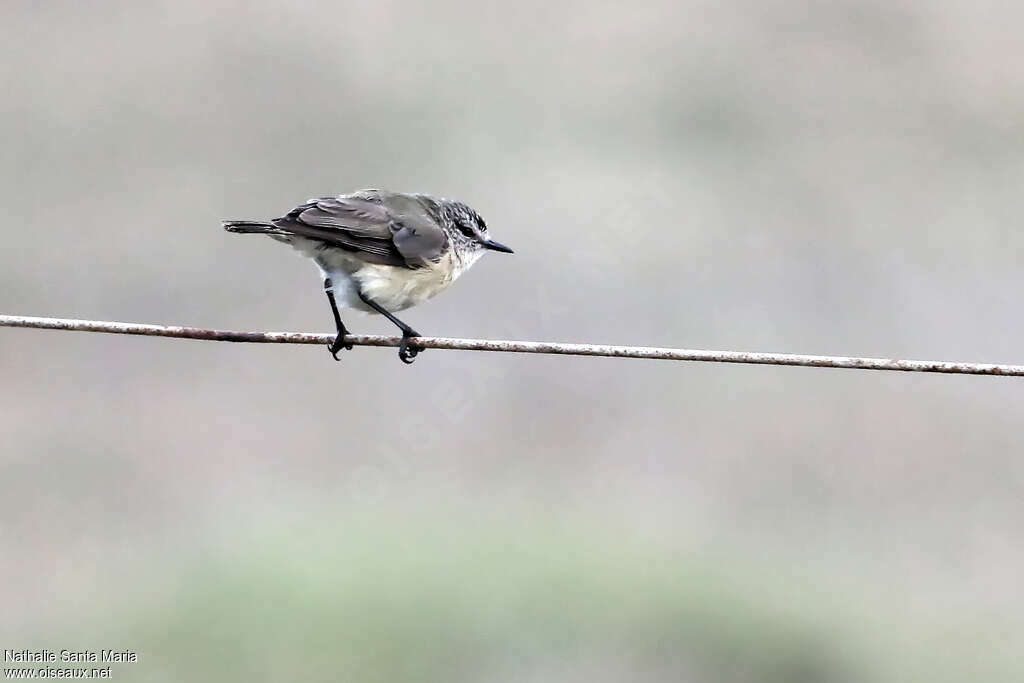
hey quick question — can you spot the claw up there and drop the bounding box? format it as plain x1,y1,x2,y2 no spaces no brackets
328,332,354,361
398,331,421,365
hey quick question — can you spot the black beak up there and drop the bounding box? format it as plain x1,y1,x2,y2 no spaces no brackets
482,239,514,254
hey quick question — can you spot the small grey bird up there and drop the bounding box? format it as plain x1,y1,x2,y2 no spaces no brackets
223,189,513,364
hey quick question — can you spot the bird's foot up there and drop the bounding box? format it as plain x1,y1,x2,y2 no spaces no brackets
327,331,355,361
398,329,422,365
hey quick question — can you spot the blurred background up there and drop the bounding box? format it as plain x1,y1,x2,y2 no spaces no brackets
2,1,1024,680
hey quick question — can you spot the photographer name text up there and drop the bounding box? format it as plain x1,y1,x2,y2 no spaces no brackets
4,650,137,664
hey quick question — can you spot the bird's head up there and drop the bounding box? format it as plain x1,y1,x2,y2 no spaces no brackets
442,201,514,255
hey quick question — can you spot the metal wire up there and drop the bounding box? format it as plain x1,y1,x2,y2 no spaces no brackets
2,314,1023,376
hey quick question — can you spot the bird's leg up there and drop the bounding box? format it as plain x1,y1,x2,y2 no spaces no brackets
358,292,422,364
324,278,354,360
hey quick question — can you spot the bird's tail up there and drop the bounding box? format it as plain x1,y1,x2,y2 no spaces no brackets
222,220,288,235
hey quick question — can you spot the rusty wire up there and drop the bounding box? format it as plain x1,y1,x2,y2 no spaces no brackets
2,314,1023,376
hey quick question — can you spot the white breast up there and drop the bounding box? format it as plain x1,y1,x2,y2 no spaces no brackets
306,242,484,313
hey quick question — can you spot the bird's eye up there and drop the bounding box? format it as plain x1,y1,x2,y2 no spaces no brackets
457,222,476,237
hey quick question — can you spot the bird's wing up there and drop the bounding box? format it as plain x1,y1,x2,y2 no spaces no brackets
271,193,448,269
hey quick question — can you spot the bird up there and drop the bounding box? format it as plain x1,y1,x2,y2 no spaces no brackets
223,189,513,364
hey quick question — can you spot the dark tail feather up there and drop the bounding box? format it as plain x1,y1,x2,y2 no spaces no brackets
222,220,287,235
